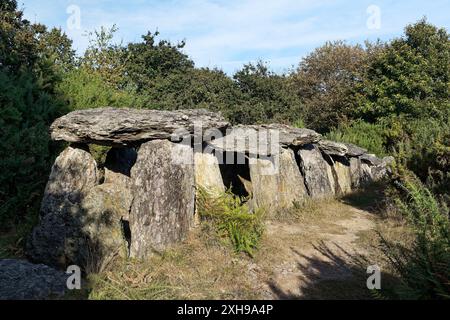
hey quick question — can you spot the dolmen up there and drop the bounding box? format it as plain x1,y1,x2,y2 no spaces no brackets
26,108,393,271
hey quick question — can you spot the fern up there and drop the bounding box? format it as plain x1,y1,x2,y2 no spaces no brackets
196,187,265,257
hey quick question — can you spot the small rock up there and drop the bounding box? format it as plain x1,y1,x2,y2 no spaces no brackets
0,259,69,300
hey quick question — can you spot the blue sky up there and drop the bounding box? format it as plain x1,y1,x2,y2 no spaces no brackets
20,0,450,74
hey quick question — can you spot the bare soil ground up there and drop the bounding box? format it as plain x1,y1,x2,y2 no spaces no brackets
256,204,377,299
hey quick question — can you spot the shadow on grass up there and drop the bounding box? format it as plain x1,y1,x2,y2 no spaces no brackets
267,241,401,300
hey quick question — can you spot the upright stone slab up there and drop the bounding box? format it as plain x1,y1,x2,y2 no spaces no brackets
103,147,136,221
193,150,225,225
332,157,352,195
27,146,134,271
104,148,137,186
80,182,131,271
27,145,99,269
298,144,335,199
249,148,308,210
194,151,225,194
360,162,373,185
129,140,195,259
349,157,363,188
371,156,394,181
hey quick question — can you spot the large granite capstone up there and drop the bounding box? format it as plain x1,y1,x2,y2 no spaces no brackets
50,107,230,146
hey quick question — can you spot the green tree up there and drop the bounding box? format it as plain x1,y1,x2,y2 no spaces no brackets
358,19,450,122
35,26,76,73
290,41,369,132
233,61,301,124
82,25,128,89
0,0,66,229
124,31,194,93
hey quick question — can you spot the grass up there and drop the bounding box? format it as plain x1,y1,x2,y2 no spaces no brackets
84,230,258,300
87,259,177,300
378,179,450,299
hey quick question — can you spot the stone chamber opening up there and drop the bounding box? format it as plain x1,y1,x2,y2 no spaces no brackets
217,151,252,198
121,218,132,253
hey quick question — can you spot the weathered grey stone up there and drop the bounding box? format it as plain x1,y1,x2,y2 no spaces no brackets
193,150,225,226
256,124,322,146
324,155,337,195
298,145,335,199
27,145,98,269
361,162,374,185
317,140,348,157
104,147,137,185
50,107,229,146
129,140,195,259
0,259,69,300
360,153,382,166
331,157,352,195
103,147,136,221
208,124,321,156
80,183,131,272
349,157,363,188
249,148,308,210
383,156,395,166
344,143,367,157
194,151,225,194
39,145,99,219
349,156,383,188
27,146,134,271
371,156,395,181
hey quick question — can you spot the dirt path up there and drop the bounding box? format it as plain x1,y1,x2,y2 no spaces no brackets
252,203,377,299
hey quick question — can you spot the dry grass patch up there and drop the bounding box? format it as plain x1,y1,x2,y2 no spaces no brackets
86,229,258,300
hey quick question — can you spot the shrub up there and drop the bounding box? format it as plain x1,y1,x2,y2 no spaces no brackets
376,117,449,203
0,1,67,231
57,67,148,110
380,179,450,299
326,120,387,156
196,187,265,257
